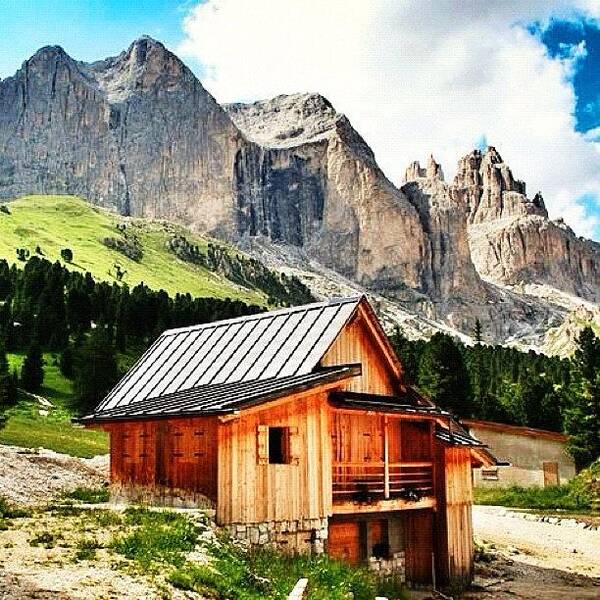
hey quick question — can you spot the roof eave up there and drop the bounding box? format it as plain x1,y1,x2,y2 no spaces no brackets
77,364,362,425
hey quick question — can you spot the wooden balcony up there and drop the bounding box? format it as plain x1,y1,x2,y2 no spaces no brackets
332,461,434,503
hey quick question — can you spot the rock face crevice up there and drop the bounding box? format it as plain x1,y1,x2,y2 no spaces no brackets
0,38,598,342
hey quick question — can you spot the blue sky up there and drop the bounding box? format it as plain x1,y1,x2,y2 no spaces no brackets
0,0,191,75
1,1,599,238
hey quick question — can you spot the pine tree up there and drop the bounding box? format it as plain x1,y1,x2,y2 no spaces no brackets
473,318,483,343
0,342,17,409
389,326,419,384
59,345,74,379
417,333,473,417
72,330,119,416
20,343,44,392
564,327,600,469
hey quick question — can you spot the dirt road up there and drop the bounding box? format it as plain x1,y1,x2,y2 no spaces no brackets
468,505,600,599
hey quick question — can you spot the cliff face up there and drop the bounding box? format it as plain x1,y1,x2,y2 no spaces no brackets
0,38,242,236
455,148,600,303
0,38,597,344
227,94,436,296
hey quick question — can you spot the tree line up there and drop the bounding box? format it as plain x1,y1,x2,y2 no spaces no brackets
0,256,596,468
0,257,263,416
389,325,600,468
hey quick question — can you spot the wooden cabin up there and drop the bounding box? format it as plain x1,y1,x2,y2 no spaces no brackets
82,296,495,587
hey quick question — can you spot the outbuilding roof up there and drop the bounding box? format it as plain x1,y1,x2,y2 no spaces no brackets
89,296,363,419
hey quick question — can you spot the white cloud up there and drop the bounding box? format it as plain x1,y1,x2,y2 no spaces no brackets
178,0,600,238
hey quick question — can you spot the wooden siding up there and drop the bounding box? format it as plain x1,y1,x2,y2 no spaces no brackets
405,510,434,584
106,417,219,501
330,411,434,502
217,391,332,525
435,444,474,586
320,313,397,395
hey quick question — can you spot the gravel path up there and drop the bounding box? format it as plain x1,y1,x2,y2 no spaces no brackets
473,505,600,578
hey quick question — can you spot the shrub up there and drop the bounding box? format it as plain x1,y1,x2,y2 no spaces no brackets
0,496,31,519
60,248,73,263
0,205,10,215
74,538,101,561
64,486,109,504
569,458,600,509
102,236,143,262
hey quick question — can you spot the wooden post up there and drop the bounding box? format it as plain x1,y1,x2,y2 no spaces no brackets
288,578,309,600
383,416,390,499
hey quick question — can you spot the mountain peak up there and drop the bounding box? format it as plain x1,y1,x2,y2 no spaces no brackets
403,155,444,182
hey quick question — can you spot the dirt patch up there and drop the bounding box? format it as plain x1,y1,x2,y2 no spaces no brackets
465,505,600,599
473,505,600,578
0,445,108,506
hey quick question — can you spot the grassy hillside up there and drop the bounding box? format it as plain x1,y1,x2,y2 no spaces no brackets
0,195,265,304
0,353,108,457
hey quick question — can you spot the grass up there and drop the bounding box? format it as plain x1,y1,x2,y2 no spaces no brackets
474,484,591,511
0,351,108,457
0,398,108,457
110,507,407,600
111,508,202,570
64,487,110,504
0,195,265,304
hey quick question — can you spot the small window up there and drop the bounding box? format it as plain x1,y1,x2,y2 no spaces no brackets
268,427,290,464
481,468,498,481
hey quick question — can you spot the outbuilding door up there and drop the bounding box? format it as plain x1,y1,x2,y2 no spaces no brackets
543,461,559,487
328,521,361,565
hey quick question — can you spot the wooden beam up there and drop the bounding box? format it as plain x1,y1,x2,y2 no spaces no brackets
383,416,390,500
332,496,436,515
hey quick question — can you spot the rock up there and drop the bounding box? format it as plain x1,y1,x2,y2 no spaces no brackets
456,147,600,303
0,39,598,345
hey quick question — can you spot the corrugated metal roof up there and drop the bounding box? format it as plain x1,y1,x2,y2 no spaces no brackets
94,296,362,415
82,366,360,422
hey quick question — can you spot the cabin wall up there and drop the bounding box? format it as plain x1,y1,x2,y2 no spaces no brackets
105,416,219,507
435,444,474,587
218,391,332,553
320,314,397,395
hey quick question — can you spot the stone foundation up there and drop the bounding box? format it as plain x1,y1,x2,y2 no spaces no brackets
110,484,215,510
225,517,329,554
368,552,406,581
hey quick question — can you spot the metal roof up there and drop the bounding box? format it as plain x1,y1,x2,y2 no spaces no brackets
93,296,362,416
330,390,451,417
435,426,486,447
81,365,359,422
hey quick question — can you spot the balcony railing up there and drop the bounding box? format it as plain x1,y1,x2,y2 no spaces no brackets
332,461,434,502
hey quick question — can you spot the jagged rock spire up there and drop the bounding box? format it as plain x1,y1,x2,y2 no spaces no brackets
404,155,444,183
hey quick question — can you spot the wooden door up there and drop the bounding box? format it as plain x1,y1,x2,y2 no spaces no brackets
328,521,361,565
543,461,559,487
405,510,433,584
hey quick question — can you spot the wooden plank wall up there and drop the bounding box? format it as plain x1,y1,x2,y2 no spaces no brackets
404,510,434,584
217,392,332,525
434,443,474,586
330,413,432,465
331,412,384,463
320,314,397,395
106,416,219,501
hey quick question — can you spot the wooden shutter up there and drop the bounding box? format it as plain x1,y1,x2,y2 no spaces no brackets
289,426,300,465
257,425,269,465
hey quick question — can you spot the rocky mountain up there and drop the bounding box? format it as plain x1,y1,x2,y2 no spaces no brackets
0,37,598,349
